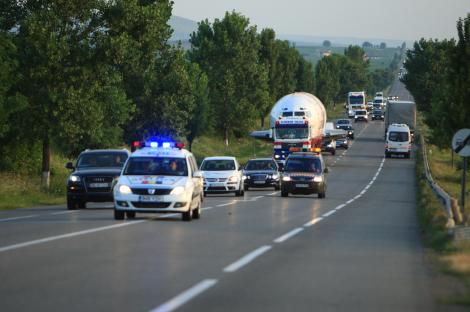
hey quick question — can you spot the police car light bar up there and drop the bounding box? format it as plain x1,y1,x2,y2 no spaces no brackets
131,140,185,151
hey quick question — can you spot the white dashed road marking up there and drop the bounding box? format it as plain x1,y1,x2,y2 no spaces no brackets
273,228,304,243
223,245,272,273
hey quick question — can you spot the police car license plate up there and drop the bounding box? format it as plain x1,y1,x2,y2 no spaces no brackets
139,195,162,202
89,183,109,188
296,184,309,188
254,181,265,184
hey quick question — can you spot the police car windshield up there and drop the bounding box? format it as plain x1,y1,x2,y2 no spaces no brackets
77,153,128,169
285,158,321,173
245,160,277,171
123,157,188,176
201,160,236,171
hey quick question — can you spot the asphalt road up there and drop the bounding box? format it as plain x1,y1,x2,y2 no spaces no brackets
0,96,460,311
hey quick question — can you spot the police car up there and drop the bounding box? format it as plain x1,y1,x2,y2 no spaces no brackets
113,140,203,221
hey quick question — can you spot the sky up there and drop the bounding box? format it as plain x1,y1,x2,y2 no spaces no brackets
172,0,469,41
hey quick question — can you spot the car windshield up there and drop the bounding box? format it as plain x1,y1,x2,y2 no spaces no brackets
336,120,349,125
339,125,353,130
388,131,409,142
349,95,364,104
374,100,383,104
77,152,128,169
245,160,277,171
123,157,188,176
356,111,366,116
285,158,322,173
201,159,236,171
373,110,382,114
275,128,309,140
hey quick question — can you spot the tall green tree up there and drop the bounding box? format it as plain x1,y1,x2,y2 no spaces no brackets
315,55,340,107
189,11,269,145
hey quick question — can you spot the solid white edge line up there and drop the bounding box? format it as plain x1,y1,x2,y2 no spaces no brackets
201,207,213,211
216,201,236,207
150,279,218,312
335,204,346,210
51,211,77,215
223,245,272,273
0,220,147,253
273,227,304,243
304,217,323,227
268,192,279,195
322,210,336,217
0,215,38,222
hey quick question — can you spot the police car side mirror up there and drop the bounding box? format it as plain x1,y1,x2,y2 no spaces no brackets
65,162,74,170
324,167,329,174
193,171,203,178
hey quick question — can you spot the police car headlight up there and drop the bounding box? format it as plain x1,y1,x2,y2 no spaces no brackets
271,174,279,179
118,185,132,194
313,176,323,183
170,186,185,195
228,176,239,182
69,175,81,182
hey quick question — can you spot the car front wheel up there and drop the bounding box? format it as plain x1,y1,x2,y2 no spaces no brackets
114,208,125,220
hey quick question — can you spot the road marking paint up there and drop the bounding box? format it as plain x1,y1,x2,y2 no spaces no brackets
354,195,362,200
201,207,213,211
360,190,366,195
0,215,38,222
336,204,346,210
304,217,323,227
150,279,218,312
216,201,237,207
267,191,279,195
346,199,354,204
51,211,77,215
322,210,336,217
252,196,264,200
223,245,272,273
273,228,304,243
0,220,147,253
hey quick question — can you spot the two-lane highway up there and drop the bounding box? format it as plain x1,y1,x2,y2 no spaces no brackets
0,119,451,311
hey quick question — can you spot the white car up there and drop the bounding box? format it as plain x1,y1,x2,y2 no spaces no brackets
113,141,204,221
200,156,245,196
385,124,411,158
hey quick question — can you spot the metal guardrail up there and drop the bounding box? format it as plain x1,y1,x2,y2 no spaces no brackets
420,135,455,229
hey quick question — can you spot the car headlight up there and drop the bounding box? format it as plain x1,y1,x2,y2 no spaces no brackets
327,143,333,147
170,186,185,195
228,176,239,182
282,176,291,181
118,185,132,194
69,175,81,182
271,174,279,179
348,131,353,135
313,176,323,183
274,155,280,159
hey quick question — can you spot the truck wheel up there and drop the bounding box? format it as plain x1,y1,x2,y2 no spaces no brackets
114,208,124,220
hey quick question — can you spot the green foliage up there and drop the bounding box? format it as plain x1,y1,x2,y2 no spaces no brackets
403,13,470,147
322,40,331,47
189,11,269,145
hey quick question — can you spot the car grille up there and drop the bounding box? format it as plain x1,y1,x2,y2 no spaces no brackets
84,176,114,193
205,178,227,182
131,188,172,195
131,202,171,209
208,186,227,191
252,174,268,181
291,176,314,182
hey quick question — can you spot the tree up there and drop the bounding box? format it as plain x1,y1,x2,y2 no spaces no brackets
322,40,331,48
380,42,387,49
296,57,315,94
315,55,340,107
189,11,269,146
362,41,373,49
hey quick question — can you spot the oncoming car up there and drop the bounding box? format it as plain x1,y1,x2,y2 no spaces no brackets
113,141,203,221
200,157,244,196
281,152,328,198
243,158,280,190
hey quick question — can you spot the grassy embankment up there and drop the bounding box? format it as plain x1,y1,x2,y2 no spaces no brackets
416,126,470,305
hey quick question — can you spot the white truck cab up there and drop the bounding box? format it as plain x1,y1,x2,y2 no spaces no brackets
113,141,203,221
385,124,411,158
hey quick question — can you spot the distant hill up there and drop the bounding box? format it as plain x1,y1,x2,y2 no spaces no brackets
169,16,198,41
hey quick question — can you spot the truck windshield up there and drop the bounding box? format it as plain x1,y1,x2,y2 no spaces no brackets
123,157,188,176
77,152,128,169
349,95,364,104
388,131,409,142
275,128,309,140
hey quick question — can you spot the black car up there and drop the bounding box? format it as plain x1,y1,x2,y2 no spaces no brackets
66,149,130,210
281,152,328,198
321,139,336,155
371,109,384,121
243,158,280,190
337,124,354,139
336,136,349,149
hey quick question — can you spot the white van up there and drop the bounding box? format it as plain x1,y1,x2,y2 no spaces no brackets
385,124,411,158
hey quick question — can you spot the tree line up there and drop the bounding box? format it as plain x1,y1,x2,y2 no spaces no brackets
401,13,470,148
0,0,398,185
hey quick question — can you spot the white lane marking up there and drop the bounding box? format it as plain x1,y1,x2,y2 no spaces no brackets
267,192,279,196
273,228,304,243
322,210,336,217
304,217,323,227
335,204,346,210
0,220,147,253
223,245,272,273
0,215,38,222
251,196,264,200
201,207,213,211
346,199,354,204
354,195,362,200
51,211,77,215
216,201,236,207
150,279,218,312
360,190,366,195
